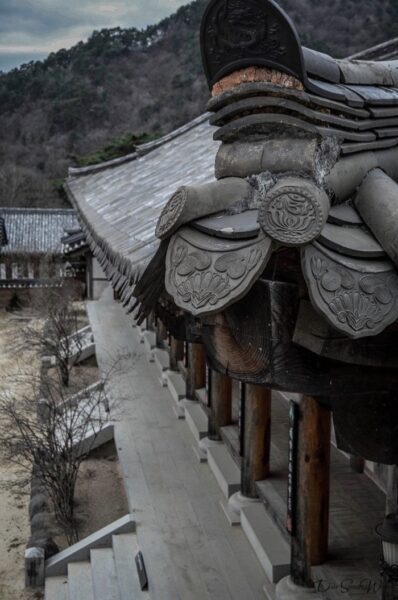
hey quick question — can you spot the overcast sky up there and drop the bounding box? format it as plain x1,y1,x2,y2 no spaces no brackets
0,0,189,72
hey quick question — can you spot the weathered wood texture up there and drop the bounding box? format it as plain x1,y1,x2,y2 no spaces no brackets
186,343,206,400
291,397,331,587
201,278,398,395
294,299,398,368
241,384,272,498
208,371,232,441
256,395,386,598
231,379,241,424
169,336,184,371
156,318,167,347
386,466,398,515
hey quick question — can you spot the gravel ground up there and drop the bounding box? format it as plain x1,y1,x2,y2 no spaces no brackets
0,311,43,600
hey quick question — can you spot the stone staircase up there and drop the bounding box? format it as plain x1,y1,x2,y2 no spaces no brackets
42,380,114,457
44,516,149,600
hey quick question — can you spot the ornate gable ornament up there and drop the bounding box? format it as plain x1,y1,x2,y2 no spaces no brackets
135,0,398,343
200,0,305,88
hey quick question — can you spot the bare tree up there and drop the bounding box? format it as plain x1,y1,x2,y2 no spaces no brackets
16,284,84,388
0,365,116,545
0,163,55,208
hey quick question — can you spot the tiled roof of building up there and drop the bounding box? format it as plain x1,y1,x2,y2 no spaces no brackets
66,36,398,315
65,114,219,277
0,208,79,255
0,217,7,246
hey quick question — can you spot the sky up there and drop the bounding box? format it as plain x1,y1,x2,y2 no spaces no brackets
0,0,189,72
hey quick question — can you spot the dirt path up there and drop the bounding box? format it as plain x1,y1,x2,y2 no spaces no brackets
0,312,42,600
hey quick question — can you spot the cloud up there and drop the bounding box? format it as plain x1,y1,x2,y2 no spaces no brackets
0,0,189,72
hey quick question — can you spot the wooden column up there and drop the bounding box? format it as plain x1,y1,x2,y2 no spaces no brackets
169,336,184,371
386,466,398,515
5,257,12,280
186,343,206,400
208,371,232,441
241,384,272,498
291,396,331,587
156,318,167,348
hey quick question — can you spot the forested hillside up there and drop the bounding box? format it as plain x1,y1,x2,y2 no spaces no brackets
1,0,398,207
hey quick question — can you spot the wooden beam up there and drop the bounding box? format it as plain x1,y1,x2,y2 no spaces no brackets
169,336,184,371
186,343,206,400
208,371,232,441
291,396,331,587
201,279,398,395
241,384,271,498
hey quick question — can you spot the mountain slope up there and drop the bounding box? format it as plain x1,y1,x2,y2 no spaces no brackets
0,0,398,207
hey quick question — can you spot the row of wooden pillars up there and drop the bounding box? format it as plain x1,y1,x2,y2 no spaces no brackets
206,373,332,581
159,327,332,585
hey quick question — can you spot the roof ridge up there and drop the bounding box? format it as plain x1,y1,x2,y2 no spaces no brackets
68,113,210,178
347,36,398,61
0,207,76,214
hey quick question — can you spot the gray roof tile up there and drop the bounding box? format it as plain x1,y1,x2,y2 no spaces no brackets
0,208,79,255
66,115,219,273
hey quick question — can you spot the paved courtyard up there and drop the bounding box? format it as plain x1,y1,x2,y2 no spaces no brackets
88,287,267,600
88,286,387,600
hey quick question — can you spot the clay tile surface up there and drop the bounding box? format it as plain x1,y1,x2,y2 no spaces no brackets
66,115,219,275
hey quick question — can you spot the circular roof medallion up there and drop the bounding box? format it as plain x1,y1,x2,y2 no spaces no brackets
258,178,330,246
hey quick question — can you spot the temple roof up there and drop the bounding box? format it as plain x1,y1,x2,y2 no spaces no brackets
66,115,219,277
66,28,398,339
0,208,78,256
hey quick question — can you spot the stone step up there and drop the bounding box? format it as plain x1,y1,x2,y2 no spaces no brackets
46,514,135,577
195,387,208,406
207,444,241,499
153,348,170,374
263,582,277,600
91,548,120,600
67,562,94,600
166,371,186,405
177,360,187,380
137,322,147,343
113,533,149,600
240,503,290,584
45,575,68,600
70,342,96,365
184,403,208,443
73,421,115,458
143,331,156,361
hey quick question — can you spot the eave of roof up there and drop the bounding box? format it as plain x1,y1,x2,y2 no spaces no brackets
66,37,398,311
66,114,219,288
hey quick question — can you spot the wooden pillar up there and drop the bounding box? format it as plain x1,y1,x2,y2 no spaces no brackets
156,319,167,347
208,371,232,441
186,343,206,400
386,466,398,515
5,257,12,280
291,396,331,587
241,384,272,498
169,336,184,371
